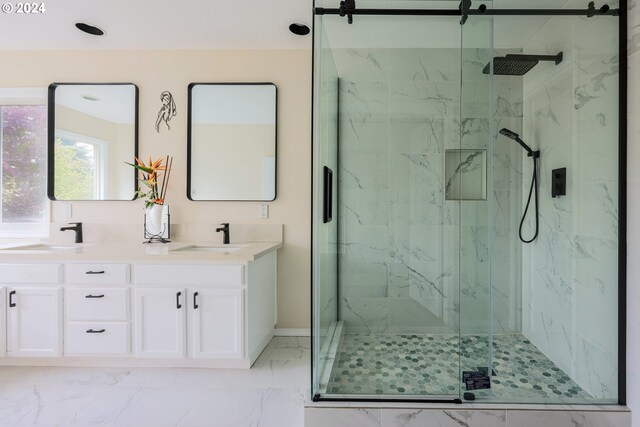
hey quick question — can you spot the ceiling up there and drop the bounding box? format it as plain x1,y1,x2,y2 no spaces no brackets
55,84,136,123
0,0,617,51
0,0,314,51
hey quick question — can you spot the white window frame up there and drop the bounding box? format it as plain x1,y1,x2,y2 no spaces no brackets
54,129,108,200
0,88,49,238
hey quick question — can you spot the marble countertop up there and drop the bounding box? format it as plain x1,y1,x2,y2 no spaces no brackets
0,240,282,263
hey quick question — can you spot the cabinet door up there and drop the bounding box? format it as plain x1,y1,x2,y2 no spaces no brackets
191,288,243,359
7,287,62,357
0,287,5,357
134,288,185,358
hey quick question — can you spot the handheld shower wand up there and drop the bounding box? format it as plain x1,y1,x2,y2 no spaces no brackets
499,128,540,243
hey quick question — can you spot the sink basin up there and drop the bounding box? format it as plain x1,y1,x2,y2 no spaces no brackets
0,243,80,251
171,244,246,253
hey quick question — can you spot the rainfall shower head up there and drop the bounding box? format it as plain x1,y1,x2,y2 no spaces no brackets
483,52,563,76
499,128,535,155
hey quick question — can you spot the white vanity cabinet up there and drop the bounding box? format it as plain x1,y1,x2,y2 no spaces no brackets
133,287,244,360
0,246,278,368
191,288,244,359
131,251,276,367
7,287,63,357
134,287,186,358
0,287,5,357
0,264,63,358
132,262,252,364
64,263,131,357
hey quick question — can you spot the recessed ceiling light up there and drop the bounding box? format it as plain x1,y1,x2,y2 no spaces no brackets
289,23,310,36
75,22,104,36
81,95,100,101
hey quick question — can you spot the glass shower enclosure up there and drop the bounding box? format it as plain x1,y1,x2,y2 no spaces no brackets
311,0,624,404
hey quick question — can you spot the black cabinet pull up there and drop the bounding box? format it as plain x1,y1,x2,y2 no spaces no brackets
8,290,16,307
176,291,182,309
86,270,105,275
193,292,199,309
85,294,105,299
86,329,106,334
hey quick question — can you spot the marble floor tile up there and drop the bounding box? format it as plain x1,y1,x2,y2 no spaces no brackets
0,336,627,427
0,337,310,427
505,410,630,427
305,408,382,427
380,409,506,427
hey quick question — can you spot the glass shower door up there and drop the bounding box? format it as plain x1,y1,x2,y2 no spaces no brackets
312,15,340,398
457,7,494,400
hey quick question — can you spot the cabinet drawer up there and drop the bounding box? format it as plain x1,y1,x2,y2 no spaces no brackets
0,264,62,284
66,288,129,321
65,322,130,355
134,264,244,286
66,264,129,285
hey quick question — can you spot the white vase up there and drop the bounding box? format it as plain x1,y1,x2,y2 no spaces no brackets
145,204,165,237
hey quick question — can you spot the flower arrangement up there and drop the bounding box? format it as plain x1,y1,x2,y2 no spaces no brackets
126,156,174,208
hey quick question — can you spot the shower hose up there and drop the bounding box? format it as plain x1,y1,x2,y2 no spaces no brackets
519,155,539,243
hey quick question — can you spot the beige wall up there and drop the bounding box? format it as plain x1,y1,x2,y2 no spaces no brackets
2,49,312,329
191,123,275,200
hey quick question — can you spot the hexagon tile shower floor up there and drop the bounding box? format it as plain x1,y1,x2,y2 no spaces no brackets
327,334,590,401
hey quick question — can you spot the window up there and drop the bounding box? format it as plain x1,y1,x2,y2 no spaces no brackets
54,130,107,200
0,88,48,237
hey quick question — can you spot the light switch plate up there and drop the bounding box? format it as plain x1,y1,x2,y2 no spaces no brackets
65,204,73,218
258,205,269,219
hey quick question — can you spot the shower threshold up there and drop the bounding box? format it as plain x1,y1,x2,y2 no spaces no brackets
324,333,592,403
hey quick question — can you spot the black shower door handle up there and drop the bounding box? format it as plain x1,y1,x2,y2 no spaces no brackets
323,166,333,223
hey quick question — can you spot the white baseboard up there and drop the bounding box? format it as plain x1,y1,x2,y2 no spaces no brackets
274,328,310,337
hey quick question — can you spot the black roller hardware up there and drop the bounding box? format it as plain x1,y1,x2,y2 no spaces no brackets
9,290,16,307
85,270,105,275
194,292,199,309
86,329,106,334
176,291,182,309
85,294,105,299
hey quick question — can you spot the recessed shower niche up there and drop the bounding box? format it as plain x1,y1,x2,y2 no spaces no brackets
312,0,624,405
444,149,487,201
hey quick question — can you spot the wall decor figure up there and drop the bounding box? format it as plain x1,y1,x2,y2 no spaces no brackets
155,91,177,132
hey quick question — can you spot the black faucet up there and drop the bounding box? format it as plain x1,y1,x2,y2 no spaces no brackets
60,222,83,243
216,223,230,244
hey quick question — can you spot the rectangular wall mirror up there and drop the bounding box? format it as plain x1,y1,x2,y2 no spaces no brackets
188,83,277,201
48,83,138,201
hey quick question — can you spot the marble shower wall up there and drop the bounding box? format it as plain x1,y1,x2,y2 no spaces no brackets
521,15,619,400
334,47,523,335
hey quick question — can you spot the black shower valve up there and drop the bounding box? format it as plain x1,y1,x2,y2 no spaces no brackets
552,168,567,198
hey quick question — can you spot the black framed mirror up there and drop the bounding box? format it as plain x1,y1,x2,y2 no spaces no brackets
187,83,277,201
47,83,139,201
